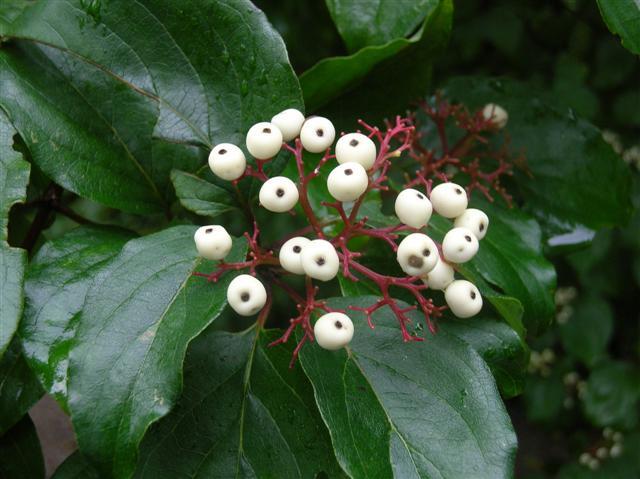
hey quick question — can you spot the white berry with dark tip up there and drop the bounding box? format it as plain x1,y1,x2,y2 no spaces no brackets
246,122,283,159
259,176,299,212
422,259,455,290
194,225,232,260
482,103,508,129
227,274,267,316
314,312,354,350
300,239,339,281
454,208,489,240
395,188,433,228
300,116,336,153
279,236,310,274
271,108,305,141
327,162,368,202
442,227,479,263
430,182,468,218
208,143,246,181
396,233,438,276
335,133,377,169
445,280,482,318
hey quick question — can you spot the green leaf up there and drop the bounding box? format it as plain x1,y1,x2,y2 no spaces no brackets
301,0,452,121
582,361,640,430
0,414,45,479
0,110,29,357
441,317,528,398
299,296,516,478
443,77,634,243
1,0,302,212
523,369,566,424
171,169,239,218
326,0,438,52
597,0,640,55
559,295,613,367
136,326,343,478
0,338,43,435
20,226,133,411
52,452,100,479
67,226,247,478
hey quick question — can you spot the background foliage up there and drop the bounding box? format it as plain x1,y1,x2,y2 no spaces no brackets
0,0,638,478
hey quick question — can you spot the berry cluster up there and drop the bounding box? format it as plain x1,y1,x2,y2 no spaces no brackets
578,428,625,470
193,102,511,364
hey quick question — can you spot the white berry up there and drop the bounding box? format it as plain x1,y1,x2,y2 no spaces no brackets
445,280,482,318
246,122,283,159
396,233,438,276
335,133,377,169
482,103,508,129
271,108,305,142
422,259,455,290
194,225,232,260
227,274,267,316
454,208,489,240
300,116,336,153
430,182,468,218
300,239,339,282
442,227,479,263
327,162,368,202
279,236,310,274
314,312,354,350
208,143,246,181
394,188,432,228
259,176,299,212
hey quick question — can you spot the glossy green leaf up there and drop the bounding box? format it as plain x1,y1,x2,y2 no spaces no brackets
67,226,246,478
597,0,640,55
1,0,302,212
443,77,633,243
442,317,528,398
0,414,45,479
20,226,133,411
52,452,100,479
559,295,613,367
301,0,452,121
300,296,517,478
0,338,43,435
136,326,343,478
171,169,239,218
582,361,640,430
0,110,29,357
326,0,437,52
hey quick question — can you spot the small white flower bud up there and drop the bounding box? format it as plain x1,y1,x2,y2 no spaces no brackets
279,237,310,275
454,208,489,240
396,233,438,276
445,280,483,318
259,176,299,212
300,116,335,153
194,225,232,260
314,312,354,350
335,133,377,169
482,103,508,129
227,274,267,316
327,162,368,202
442,227,479,264
430,182,468,218
246,122,283,159
300,239,339,281
208,143,246,181
395,188,433,228
271,108,305,142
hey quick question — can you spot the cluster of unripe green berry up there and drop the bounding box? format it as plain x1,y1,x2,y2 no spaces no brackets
194,106,494,352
